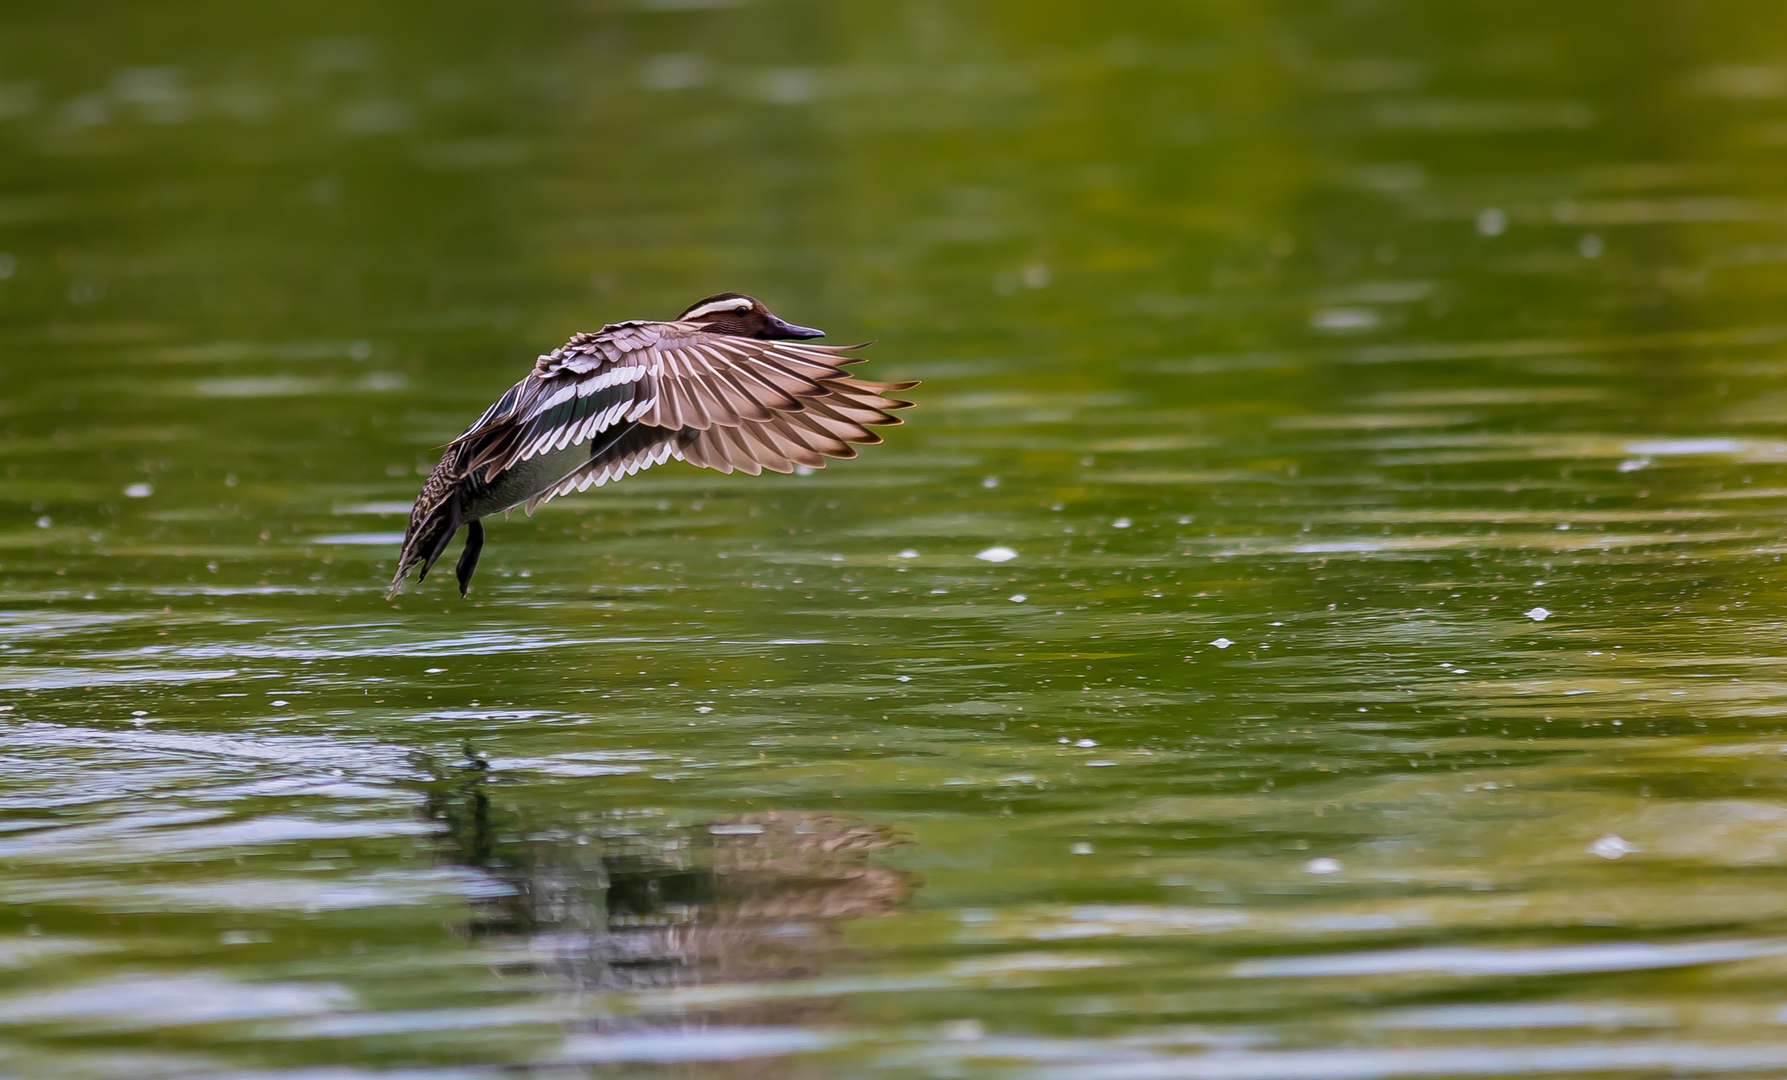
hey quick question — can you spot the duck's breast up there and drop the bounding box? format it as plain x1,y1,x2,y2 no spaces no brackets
462,442,590,520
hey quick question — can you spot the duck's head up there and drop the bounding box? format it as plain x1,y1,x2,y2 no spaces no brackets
677,293,825,340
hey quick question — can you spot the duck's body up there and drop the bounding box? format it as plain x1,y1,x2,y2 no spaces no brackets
388,294,916,599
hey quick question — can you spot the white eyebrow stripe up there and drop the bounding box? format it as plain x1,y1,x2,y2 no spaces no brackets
681,297,753,320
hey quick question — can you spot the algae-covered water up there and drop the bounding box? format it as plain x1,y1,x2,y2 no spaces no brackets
10,1,1787,1076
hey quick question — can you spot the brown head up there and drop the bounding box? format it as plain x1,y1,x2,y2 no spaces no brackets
676,293,825,340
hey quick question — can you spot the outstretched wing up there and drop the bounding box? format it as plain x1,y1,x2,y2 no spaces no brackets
453,319,917,513
522,371,916,512
677,373,915,475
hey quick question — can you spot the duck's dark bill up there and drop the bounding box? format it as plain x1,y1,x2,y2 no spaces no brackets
765,315,824,339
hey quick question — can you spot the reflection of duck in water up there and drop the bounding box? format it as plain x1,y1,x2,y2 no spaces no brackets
389,294,917,598
418,753,918,1002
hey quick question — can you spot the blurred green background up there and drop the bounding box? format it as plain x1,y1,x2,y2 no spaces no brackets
10,1,1787,1077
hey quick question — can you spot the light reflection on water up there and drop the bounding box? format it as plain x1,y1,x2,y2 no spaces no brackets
10,0,1787,1076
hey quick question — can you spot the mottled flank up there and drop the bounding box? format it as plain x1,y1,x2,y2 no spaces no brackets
389,294,915,598
385,446,470,598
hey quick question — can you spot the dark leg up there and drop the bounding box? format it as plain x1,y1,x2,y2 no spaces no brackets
455,519,485,598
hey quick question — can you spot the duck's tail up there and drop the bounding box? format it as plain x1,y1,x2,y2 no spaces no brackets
388,452,466,600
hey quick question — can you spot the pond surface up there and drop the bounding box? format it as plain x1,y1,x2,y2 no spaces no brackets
9,1,1787,1076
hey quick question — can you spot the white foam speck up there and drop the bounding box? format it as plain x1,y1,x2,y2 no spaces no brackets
1624,438,1743,456
1525,607,1551,621
941,1018,985,1041
976,546,1018,563
310,532,406,546
1589,834,1635,859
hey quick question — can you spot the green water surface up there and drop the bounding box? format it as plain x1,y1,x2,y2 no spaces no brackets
9,1,1787,1077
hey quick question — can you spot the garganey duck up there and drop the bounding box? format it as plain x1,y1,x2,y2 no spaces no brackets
388,293,917,598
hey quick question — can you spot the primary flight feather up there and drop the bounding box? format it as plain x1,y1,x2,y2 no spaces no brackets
388,293,917,599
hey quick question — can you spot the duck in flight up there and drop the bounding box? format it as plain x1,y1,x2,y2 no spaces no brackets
388,294,917,599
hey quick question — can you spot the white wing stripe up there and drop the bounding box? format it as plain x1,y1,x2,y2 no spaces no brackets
570,437,677,491
523,391,644,460
532,383,578,416
558,413,591,450
526,367,646,424
588,398,622,440
577,364,646,395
